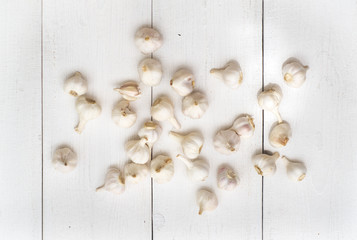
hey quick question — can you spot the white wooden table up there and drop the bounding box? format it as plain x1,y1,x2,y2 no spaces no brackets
1,0,357,239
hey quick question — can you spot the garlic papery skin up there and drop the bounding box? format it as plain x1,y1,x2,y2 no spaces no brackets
138,121,162,148
151,96,181,129
124,162,149,184
135,27,163,55
281,156,307,182
96,167,125,195
182,92,208,119
64,72,88,97
282,58,309,88
210,60,243,89
125,137,151,164
213,129,240,155
138,58,163,86
52,147,77,173
217,166,239,191
252,152,280,176
197,189,218,215
114,81,141,101
257,85,283,123
170,69,195,96
269,122,292,148
74,95,102,133
169,131,203,159
112,99,137,128
151,155,174,184
231,115,255,138
176,154,209,182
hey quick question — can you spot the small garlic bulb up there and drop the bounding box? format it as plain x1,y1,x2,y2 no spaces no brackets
231,115,255,138
125,137,151,164
176,154,209,182
252,152,280,176
217,166,239,191
257,85,283,123
138,58,163,86
210,60,243,89
138,121,162,148
96,167,125,195
52,147,77,173
170,69,195,96
151,155,174,184
197,189,218,215
64,72,88,97
182,92,208,119
114,81,141,101
111,99,137,128
169,131,203,159
134,27,163,55
213,129,240,155
74,95,101,133
281,156,307,182
124,162,149,184
269,122,292,148
151,96,181,129
282,58,309,88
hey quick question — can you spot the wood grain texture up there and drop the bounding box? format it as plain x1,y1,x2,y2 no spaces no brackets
263,0,357,239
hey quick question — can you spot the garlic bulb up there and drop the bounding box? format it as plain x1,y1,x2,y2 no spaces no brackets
64,72,87,97
197,189,218,215
213,129,240,155
210,60,243,89
96,167,125,195
169,131,203,159
231,115,255,138
138,58,163,86
138,121,162,148
176,154,209,182
281,156,307,182
182,92,208,119
134,27,162,55
74,95,102,133
282,58,309,88
52,147,77,173
252,152,280,176
217,166,239,191
269,122,292,148
257,85,283,123
151,96,181,129
151,155,174,184
114,81,141,101
124,162,149,184
170,69,195,96
112,99,137,128
125,137,151,164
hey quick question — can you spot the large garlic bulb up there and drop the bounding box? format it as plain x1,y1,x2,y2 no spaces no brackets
269,122,292,148
217,166,239,191
282,58,309,88
197,189,218,215
210,60,243,89
138,58,162,86
257,85,283,123
169,131,204,159
138,121,162,148
96,167,125,195
252,152,280,176
213,129,240,155
52,147,77,173
151,96,181,129
281,156,307,182
134,27,163,55
112,99,137,128
114,81,141,101
74,95,102,133
124,162,149,184
151,155,174,184
231,115,255,138
182,92,208,119
177,154,209,182
64,72,88,97
170,69,195,96
125,137,151,164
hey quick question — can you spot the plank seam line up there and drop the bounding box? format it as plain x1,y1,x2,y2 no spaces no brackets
261,0,265,239
41,0,44,239
150,0,154,239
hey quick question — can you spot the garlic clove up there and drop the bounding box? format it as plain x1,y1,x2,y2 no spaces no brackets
281,156,307,182
231,115,255,138
151,155,174,184
197,189,218,215
257,85,283,123
138,58,163,86
138,121,162,148
170,69,195,96
134,27,163,55
74,95,102,133
52,147,77,173
64,72,88,97
269,122,292,148
114,81,141,101
169,131,203,159
96,167,125,195
282,58,309,88
124,162,149,184
176,154,209,182
182,91,208,119
210,60,243,89
112,99,137,128
252,152,279,176
125,137,151,164
213,129,240,155
151,96,181,129
217,166,239,191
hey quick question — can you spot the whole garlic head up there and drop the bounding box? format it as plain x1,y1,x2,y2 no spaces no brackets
64,72,88,97
231,115,255,138
257,85,283,123
151,155,174,184
114,81,141,101
252,152,280,176
75,95,102,133
151,96,181,129
52,147,77,173
213,129,240,155
210,60,243,89
176,154,209,182
169,131,203,159
124,162,149,184
197,189,218,215
217,166,239,191
170,69,195,96
125,137,151,164
134,27,163,54
182,92,208,119
269,122,292,148
138,58,163,86
282,58,308,88
281,156,307,182
96,167,125,195
138,121,162,148
112,99,137,128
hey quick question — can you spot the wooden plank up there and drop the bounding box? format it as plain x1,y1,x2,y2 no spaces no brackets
263,0,357,239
